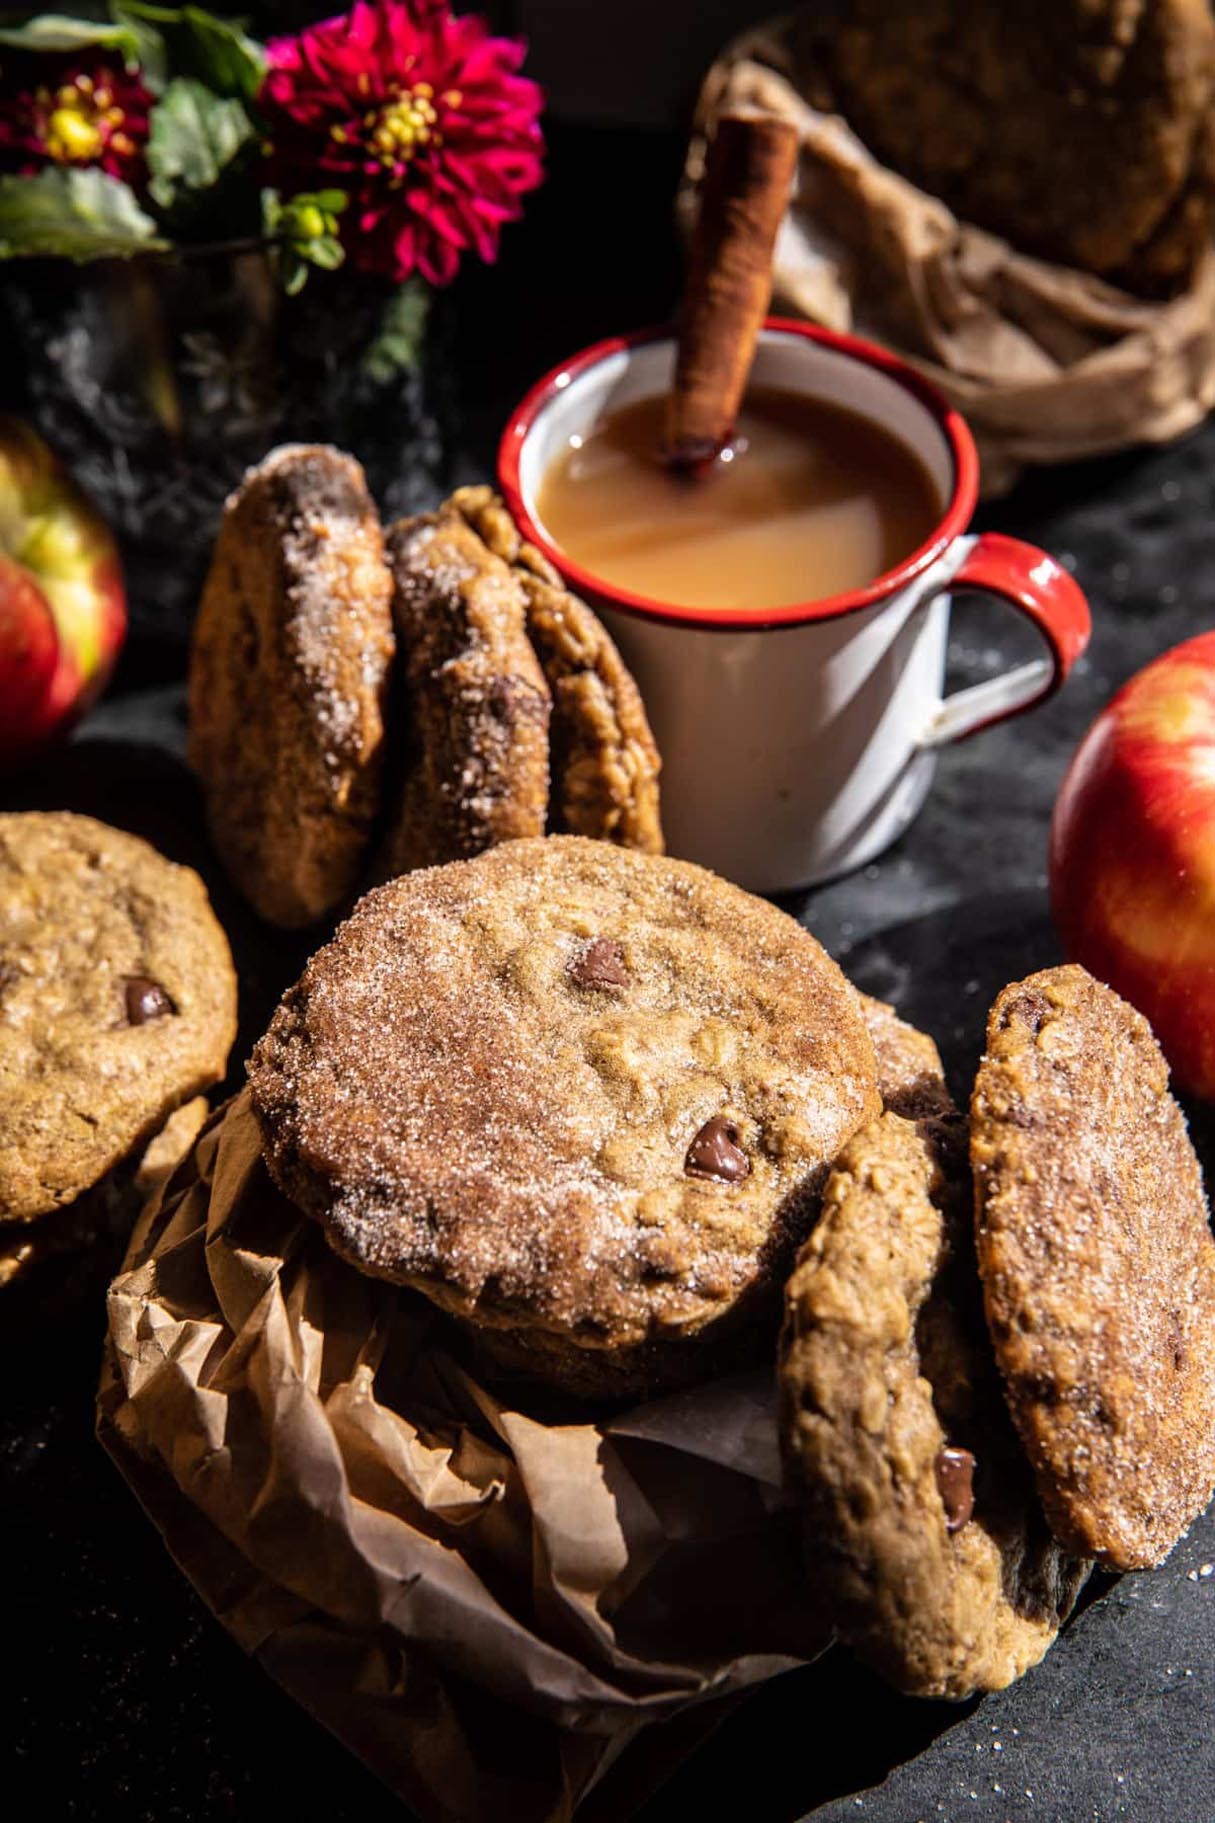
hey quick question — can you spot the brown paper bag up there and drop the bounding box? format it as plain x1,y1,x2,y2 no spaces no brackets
681,19,1215,494
98,1094,829,1823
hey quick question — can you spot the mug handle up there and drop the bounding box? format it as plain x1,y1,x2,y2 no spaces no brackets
918,532,1091,749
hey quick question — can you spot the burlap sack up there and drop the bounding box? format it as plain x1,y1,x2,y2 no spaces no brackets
681,19,1215,493
98,1095,828,1823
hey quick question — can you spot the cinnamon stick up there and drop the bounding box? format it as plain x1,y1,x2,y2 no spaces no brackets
667,111,800,470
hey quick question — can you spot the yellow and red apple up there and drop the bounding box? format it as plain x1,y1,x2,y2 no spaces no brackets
0,417,126,765
1050,630,1215,1099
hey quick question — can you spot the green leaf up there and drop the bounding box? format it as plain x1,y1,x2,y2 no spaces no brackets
110,1,182,21
0,13,142,60
145,76,254,209
106,5,169,89
0,167,166,261
108,2,265,100
180,6,264,101
281,254,307,296
361,278,431,382
306,236,343,271
0,9,168,85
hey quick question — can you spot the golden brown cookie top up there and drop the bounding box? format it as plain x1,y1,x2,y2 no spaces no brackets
780,1110,1089,1699
187,443,394,928
971,964,1215,1568
0,813,237,1222
814,0,1215,291
249,836,879,1352
449,486,664,855
378,504,552,878
857,992,952,1119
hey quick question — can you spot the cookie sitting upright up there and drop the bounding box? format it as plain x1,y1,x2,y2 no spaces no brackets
188,445,395,928
377,488,664,878
378,500,553,879
972,965,1215,1569
780,1110,1089,1699
448,486,664,854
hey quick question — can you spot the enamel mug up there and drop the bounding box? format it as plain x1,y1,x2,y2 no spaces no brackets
499,320,1091,893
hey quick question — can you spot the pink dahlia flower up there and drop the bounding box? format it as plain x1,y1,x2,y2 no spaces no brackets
0,54,151,180
260,0,545,285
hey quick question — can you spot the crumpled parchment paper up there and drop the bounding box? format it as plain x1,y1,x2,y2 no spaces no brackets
681,19,1215,494
98,1093,829,1823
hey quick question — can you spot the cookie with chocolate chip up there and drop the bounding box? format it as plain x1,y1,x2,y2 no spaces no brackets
0,813,237,1224
972,965,1215,1569
448,486,664,853
250,836,879,1398
779,1110,1089,1698
188,444,395,928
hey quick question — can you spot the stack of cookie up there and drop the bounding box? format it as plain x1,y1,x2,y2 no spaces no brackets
784,962,1215,1697
0,812,237,1297
187,447,662,929
240,836,1215,1702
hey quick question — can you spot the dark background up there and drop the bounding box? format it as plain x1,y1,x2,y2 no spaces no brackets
5,23,1215,1823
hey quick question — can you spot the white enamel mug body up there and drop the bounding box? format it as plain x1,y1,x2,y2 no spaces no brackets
500,321,1090,893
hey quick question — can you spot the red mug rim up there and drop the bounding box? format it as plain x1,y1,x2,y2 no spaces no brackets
497,317,980,633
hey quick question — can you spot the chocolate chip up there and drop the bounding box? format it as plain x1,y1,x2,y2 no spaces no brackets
935,1444,976,1533
685,1116,750,1183
0,960,18,996
568,937,628,992
125,976,175,1025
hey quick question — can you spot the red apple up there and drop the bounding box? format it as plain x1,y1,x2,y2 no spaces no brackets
0,416,126,764
1049,630,1215,1099
0,553,61,760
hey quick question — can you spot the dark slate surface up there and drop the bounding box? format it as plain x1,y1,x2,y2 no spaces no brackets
6,124,1215,1822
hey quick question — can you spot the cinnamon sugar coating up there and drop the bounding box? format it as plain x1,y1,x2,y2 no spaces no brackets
190,470,662,918
187,445,394,929
249,837,880,1396
449,486,664,854
377,506,552,879
972,965,1215,1568
780,1110,1089,1699
857,993,952,1119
